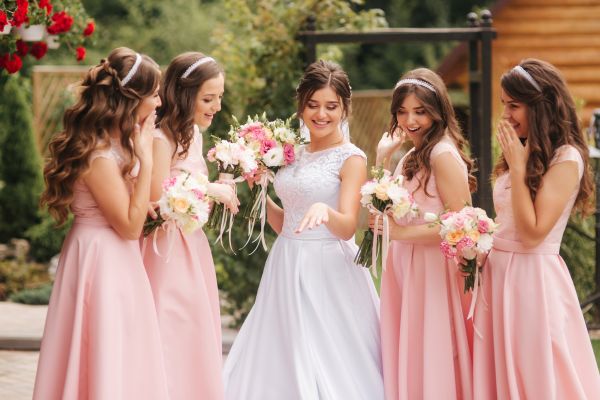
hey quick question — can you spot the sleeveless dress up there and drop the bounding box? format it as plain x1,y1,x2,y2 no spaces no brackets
142,125,223,399
223,143,384,400
473,145,600,399
33,140,170,400
380,138,473,400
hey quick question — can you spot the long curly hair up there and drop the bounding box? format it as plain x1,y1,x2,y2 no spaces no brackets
494,58,593,214
41,47,160,225
157,52,224,159
390,68,477,196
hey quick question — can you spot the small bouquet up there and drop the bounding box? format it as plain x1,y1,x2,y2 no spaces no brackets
205,134,258,250
143,171,211,240
233,114,304,250
425,206,498,293
355,166,419,275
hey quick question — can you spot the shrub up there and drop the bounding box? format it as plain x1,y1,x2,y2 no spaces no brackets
9,282,53,305
0,259,51,301
25,212,72,262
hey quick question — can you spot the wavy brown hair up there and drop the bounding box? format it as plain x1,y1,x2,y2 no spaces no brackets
157,52,224,159
296,60,352,119
390,68,477,196
494,58,593,214
41,47,160,224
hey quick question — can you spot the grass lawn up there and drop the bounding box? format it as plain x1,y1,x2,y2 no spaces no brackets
593,339,600,370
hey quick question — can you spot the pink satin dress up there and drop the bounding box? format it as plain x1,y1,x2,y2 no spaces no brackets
473,145,600,399
142,126,223,400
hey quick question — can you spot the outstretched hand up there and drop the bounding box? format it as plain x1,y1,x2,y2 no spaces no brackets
295,202,329,233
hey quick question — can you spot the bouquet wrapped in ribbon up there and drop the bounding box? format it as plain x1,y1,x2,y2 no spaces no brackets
355,166,419,276
234,114,304,251
206,136,258,250
143,171,211,259
425,206,498,293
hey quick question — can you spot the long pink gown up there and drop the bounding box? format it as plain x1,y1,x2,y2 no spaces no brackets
141,125,223,400
473,144,600,399
33,140,170,400
380,137,473,400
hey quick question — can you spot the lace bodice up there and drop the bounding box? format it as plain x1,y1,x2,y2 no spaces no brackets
274,143,366,239
493,144,584,246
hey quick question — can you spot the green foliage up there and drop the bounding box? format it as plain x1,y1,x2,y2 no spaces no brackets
212,0,387,119
0,259,51,301
0,74,43,241
25,213,73,262
9,282,53,305
63,0,221,65
562,215,596,301
344,0,493,89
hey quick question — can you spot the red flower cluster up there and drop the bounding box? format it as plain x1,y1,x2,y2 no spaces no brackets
16,40,29,57
39,0,53,15
0,53,23,74
47,11,73,34
76,46,86,61
30,42,48,59
83,21,95,37
0,11,9,31
11,0,30,28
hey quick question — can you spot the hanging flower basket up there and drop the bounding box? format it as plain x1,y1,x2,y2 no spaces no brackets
16,24,46,41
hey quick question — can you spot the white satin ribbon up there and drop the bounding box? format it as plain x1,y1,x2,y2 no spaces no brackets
243,170,275,253
368,204,391,278
214,172,245,253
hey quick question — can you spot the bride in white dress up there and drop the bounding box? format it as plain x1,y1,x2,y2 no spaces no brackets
223,60,384,400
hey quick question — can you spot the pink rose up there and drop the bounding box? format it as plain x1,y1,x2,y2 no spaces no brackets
191,189,205,200
456,237,475,253
162,177,177,190
440,241,457,259
283,143,295,164
477,219,490,233
260,139,277,155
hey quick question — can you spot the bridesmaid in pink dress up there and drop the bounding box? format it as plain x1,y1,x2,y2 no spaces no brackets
142,52,238,400
473,59,600,399
33,47,169,399
373,68,477,400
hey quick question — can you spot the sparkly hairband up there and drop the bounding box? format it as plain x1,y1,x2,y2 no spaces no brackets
394,78,435,93
513,65,541,92
181,57,216,79
121,53,142,86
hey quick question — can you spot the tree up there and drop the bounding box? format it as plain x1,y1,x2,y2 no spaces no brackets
0,74,43,241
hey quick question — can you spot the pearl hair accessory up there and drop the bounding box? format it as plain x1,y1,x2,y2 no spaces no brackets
181,57,216,79
513,65,542,92
121,53,142,86
394,78,435,93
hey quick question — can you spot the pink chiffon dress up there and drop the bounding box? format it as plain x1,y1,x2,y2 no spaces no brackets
380,137,473,400
473,144,600,399
33,140,170,400
141,125,223,400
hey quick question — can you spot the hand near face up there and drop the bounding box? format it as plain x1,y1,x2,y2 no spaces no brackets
496,119,528,175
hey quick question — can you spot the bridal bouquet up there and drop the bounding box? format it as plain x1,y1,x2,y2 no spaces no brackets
233,114,304,250
143,171,211,237
206,136,258,249
425,206,498,293
355,166,419,275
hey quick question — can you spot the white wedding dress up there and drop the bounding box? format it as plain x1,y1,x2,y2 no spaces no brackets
223,143,384,400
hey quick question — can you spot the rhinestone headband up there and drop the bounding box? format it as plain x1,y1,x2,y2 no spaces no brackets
121,53,142,86
181,57,216,79
513,65,541,92
394,78,435,93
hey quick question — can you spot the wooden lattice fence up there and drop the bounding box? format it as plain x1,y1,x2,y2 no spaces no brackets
32,65,88,155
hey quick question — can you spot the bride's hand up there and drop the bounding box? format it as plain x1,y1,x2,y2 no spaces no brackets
295,202,329,233
376,128,405,167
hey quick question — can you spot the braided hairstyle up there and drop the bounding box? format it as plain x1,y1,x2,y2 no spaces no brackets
41,47,161,224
